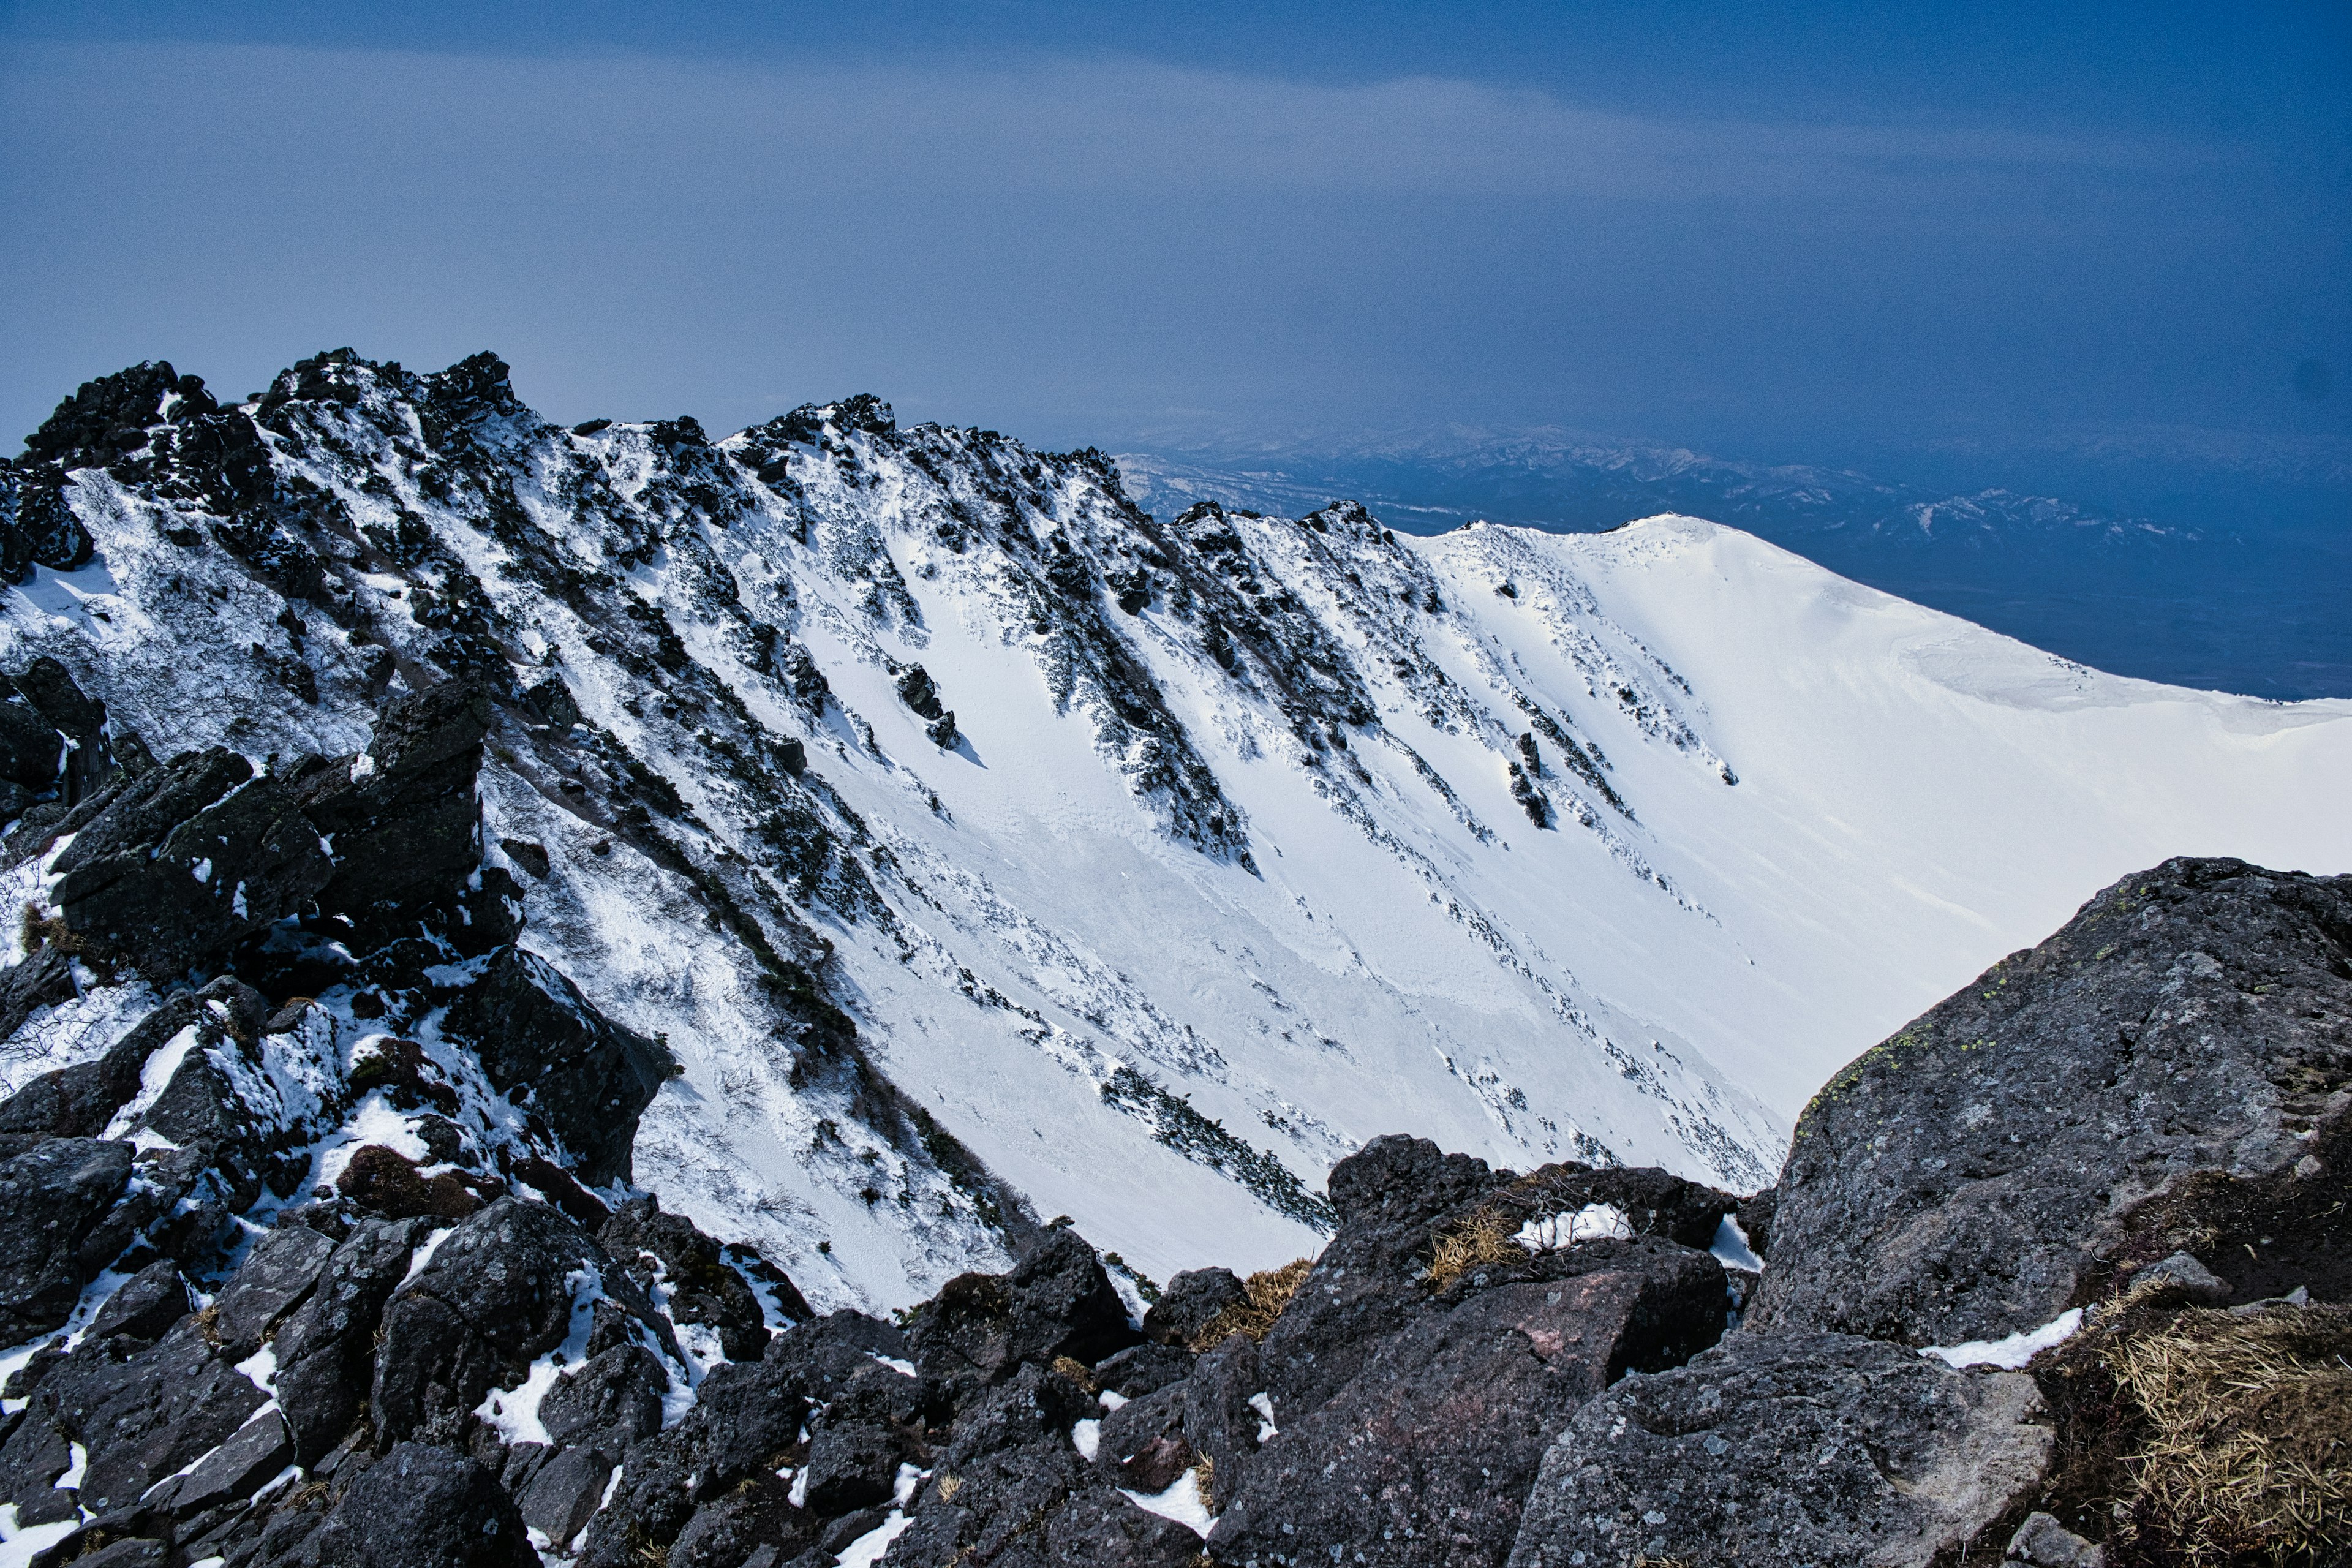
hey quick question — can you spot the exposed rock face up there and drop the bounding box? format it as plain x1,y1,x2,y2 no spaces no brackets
1754,858,2352,1346
1506,1330,2053,1568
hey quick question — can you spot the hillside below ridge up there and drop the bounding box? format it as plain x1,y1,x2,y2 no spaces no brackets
0,348,2345,1317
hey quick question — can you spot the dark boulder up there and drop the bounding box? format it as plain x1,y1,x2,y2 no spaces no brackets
539,1343,669,1457
0,1137,132,1341
1503,1330,2053,1568
1139,1266,1243,1347
311,1441,537,1568
273,1215,432,1464
1210,1239,1727,1568
0,703,61,792
293,679,497,942
1753,858,2352,1346
437,948,673,1186
373,1197,649,1443
1248,1135,1504,1418
666,1473,813,1568
940,1361,1092,1469
1006,1227,1139,1367
49,748,332,980
13,1314,268,1516
1090,1340,1193,1399
600,1195,772,1361
211,1222,337,1352
885,1441,1198,1568
516,1444,619,1550
86,1257,189,1344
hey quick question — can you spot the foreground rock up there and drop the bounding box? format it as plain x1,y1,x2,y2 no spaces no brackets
1754,857,2352,1347
1506,1330,2051,1568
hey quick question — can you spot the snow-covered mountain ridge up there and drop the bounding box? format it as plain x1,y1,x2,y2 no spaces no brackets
2,350,2346,1311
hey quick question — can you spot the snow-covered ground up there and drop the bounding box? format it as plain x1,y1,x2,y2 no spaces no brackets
6,362,2345,1310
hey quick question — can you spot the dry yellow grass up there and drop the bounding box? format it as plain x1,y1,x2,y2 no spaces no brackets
2105,1305,2352,1564
1188,1257,1314,1349
1421,1208,1525,1289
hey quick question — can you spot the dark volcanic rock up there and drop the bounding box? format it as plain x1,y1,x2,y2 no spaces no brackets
12,1314,268,1516
0,701,62,792
49,747,332,979
312,1441,537,1568
1250,1133,1502,1416
1504,1330,2053,1568
600,1194,773,1361
539,1343,668,1457
1208,1240,1728,1568
86,1257,189,1343
887,1441,1198,1568
1753,858,2352,1346
1140,1266,1243,1346
212,1221,337,1352
274,1215,432,1464
438,948,673,1186
0,1136,131,1341
373,1197,642,1443
293,678,498,941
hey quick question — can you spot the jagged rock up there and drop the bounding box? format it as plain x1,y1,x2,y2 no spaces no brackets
292,679,499,942
0,702,61,792
600,1195,774,1361
311,1441,536,1568
1249,1134,1501,1419
437,948,674,1186
151,1409,293,1517
1090,1340,1192,1398
273,1215,432,1464
517,1444,617,1550
908,1231,1139,1402
539,1343,668,1457
1210,1238,1726,1568
1504,1330,2053,1568
212,1223,337,1352
1006,1227,1139,1367
0,1136,132,1341
1094,1382,1189,1490
48,747,332,980
799,1415,905,1516
666,1474,813,1568
1140,1267,1243,1346
1754,858,2352,1346
86,1257,188,1343
8,1314,268,1516
941,1361,1092,1469
889,1441,1198,1567
373,1197,654,1443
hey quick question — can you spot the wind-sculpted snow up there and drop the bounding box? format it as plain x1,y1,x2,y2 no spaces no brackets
2,350,2348,1310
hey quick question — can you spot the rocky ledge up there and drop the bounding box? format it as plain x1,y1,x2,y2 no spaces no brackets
0,647,2339,1568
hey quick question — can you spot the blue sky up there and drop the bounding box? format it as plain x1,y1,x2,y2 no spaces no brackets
3,1,2346,473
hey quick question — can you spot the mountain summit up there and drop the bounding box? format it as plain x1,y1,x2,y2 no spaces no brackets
0,350,2345,1312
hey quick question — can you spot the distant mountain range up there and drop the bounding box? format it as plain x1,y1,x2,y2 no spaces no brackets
1115,426,2351,700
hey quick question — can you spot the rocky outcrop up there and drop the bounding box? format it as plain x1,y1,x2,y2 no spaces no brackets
1753,857,2352,1346
1507,1330,2052,1568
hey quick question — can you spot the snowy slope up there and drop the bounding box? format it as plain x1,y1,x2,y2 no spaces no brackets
3,352,2346,1311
